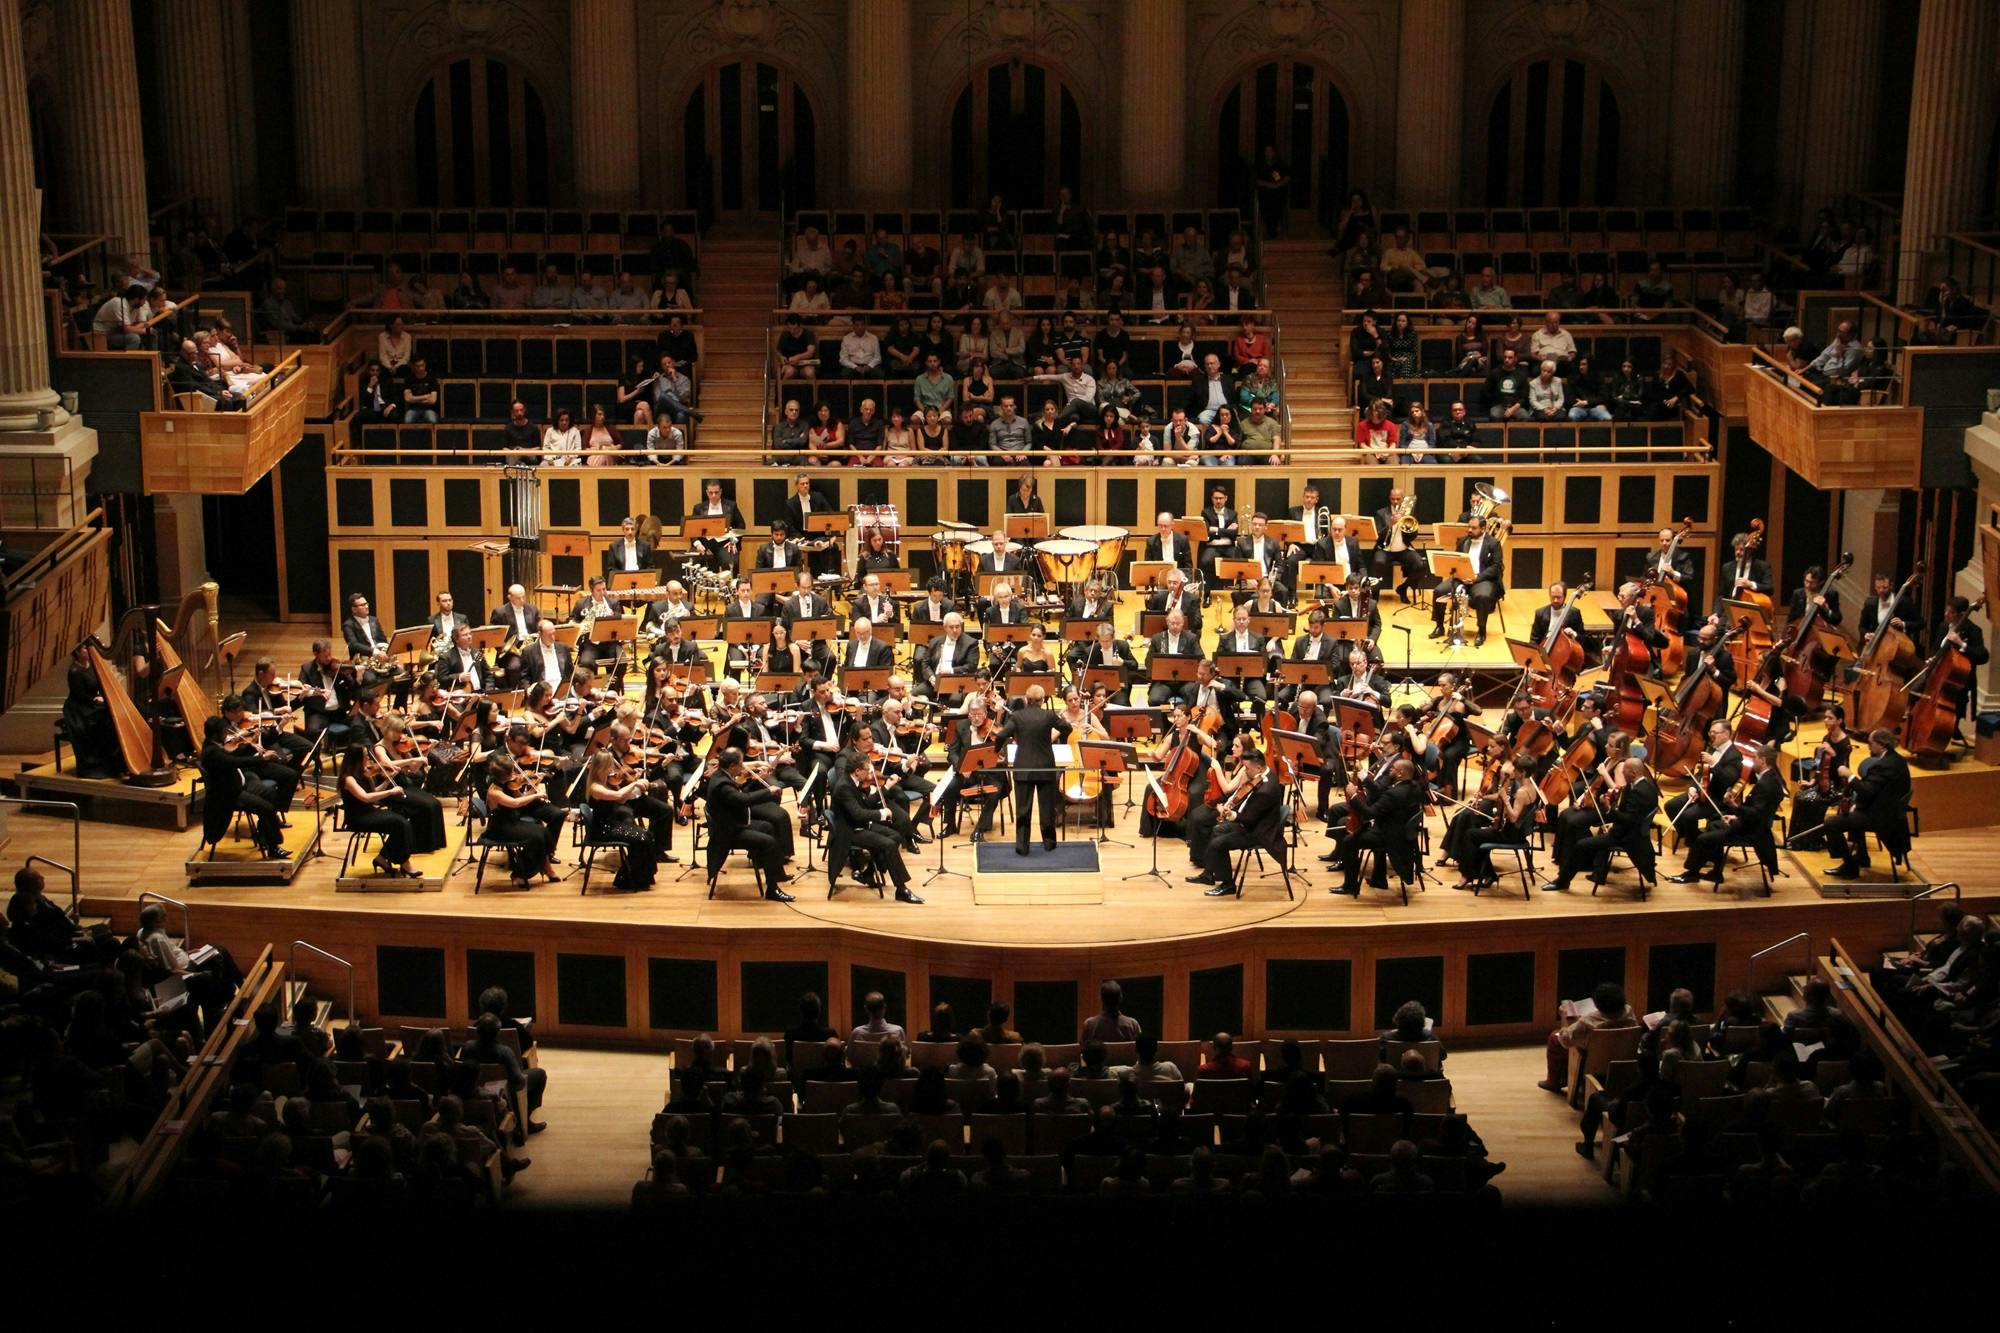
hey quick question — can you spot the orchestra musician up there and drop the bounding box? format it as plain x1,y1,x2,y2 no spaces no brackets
199,714,286,856
1216,603,1280,713
721,575,770,625
1144,608,1200,707
978,533,1029,576
1334,647,1393,709
1663,721,1741,847
850,572,900,627
1317,517,1369,590
651,617,706,678
582,749,662,892
1184,729,1252,873
1009,623,1061,682
1372,487,1426,601
1068,620,1138,680
1444,755,1541,892
840,617,893,699
427,591,469,650
341,592,390,662
488,584,541,687
1331,756,1425,897
1007,475,1044,515
779,569,836,629
1787,564,1843,628
239,659,312,762
1144,569,1203,639
1542,757,1659,892
338,743,420,879
483,752,560,887
1143,511,1194,574
1608,581,1670,672
983,580,1028,626
944,694,1009,840
1529,582,1588,652
688,480,746,572
1430,518,1505,646
1684,618,1739,691
871,697,937,810
1196,484,1240,591
829,753,921,902
1194,747,1287,897
498,724,570,846
722,692,809,795
1068,579,1114,623
603,515,655,579
705,747,796,901
1857,570,1925,646
909,578,955,626
1328,575,1381,642
1285,483,1326,548
783,473,837,576
799,678,848,799
1821,728,1912,880
643,580,697,630
1643,526,1693,591
1671,743,1785,884
1717,531,1773,615
298,640,353,743
856,526,899,575
1429,672,1481,797
915,613,982,700
1279,609,1341,708
754,517,804,573
1231,512,1293,605
1787,704,1852,852
571,575,625,681
218,694,302,811
520,621,572,697
435,624,492,694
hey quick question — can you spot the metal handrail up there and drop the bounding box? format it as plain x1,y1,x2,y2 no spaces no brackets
1907,881,1962,942
3,798,83,914
1747,930,1812,991
289,940,356,1029
137,891,190,943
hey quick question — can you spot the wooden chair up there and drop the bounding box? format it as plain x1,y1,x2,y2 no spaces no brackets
838,1112,905,1149
1566,1023,1645,1105
1323,1038,1390,1081
1190,1078,1252,1115
967,1112,1029,1155
1029,1112,1090,1154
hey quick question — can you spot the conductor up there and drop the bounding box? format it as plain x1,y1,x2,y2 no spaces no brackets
994,683,1074,856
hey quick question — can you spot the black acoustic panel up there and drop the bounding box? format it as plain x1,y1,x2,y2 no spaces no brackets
1413,474,1447,523
1511,475,1545,525
389,548,430,630
1252,478,1288,519
850,964,906,1030
1265,959,1352,1031
595,476,631,525
442,477,482,527
648,958,719,1031
1355,475,1393,516
1465,951,1537,1026
1559,547,1594,588
388,478,427,528
499,476,516,529
1188,963,1244,1039
652,478,689,526
1557,946,1627,1008
546,477,581,527
1015,980,1079,1044
1616,473,1656,527
741,961,827,1035
557,953,627,1028
955,478,989,529
336,549,375,613
1563,474,1602,525
1104,476,1138,528
278,430,330,615
855,474,888,505
1683,547,1709,615
1151,475,1187,521
1111,975,1164,1039
1670,472,1710,529
928,975,993,1034
1611,545,1652,588
1373,955,1445,1031
334,477,373,527
903,477,938,527
1648,942,1717,1015
550,555,585,591
1310,476,1342,512
466,949,537,1025
1512,546,1544,591
1053,477,1088,527
446,549,484,621
376,945,446,1018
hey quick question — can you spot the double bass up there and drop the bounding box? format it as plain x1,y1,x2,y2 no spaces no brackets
1725,519,1776,687
1848,564,1924,733
1901,596,1987,760
1639,517,1695,677
1604,600,1655,733
1778,551,1856,710
1650,618,1749,774
1532,574,1593,710
1143,715,1204,823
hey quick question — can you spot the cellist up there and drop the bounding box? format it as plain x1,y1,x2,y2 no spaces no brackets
1642,527,1693,592
1136,701,1217,841
1716,531,1774,617
1612,581,1670,672
1786,703,1851,853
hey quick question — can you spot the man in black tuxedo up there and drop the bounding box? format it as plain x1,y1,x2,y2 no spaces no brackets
1144,569,1203,640
1642,526,1694,595
849,573,899,627
1280,610,1342,707
839,618,893,700
1231,513,1293,605
602,516,654,579
341,593,389,661
1934,595,1990,673
908,577,955,626
1214,603,1278,713
705,748,793,901
1372,488,1426,601
297,640,352,742
1069,579,1114,624
1786,565,1844,629
569,576,625,680
1430,519,1505,645
1316,517,1369,590
1673,742,1785,884
1605,581,1670,672
1197,484,1239,591
1331,758,1425,896
783,474,836,576
687,481,747,573
1144,608,1201,707
1332,648,1392,709
755,518,805,574
1663,721,1740,847
1180,659,1242,735
1194,749,1286,896
1328,576,1381,641
1715,530,1773,616
489,584,541,687
1822,728,1913,879
1068,620,1137,678
994,684,1073,855
1544,758,1659,891
829,755,921,903
218,694,302,810
1529,582,1587,654
915,613,981,698
434,624,491,693
650,617,705,674
1143,511,1194,574
198,716,285,855
779,570,835,629
977,532,1029,577
1684,617,1738,692
1857,571,1924,648
427,591,468,651
1286,484,1327,550
720,576,769,624
519,621,572,694
982,580,1029,626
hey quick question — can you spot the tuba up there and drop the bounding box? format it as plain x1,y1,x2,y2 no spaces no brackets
1469,482,1512,537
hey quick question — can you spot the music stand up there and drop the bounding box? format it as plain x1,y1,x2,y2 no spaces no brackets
1004,512,1050,541
1427,549,1475,644
1147,654,1202,688
1172,517,1208,551
1265,726,1322,895
544,531,589,592
1327,618,1372,643
385,624,431,673
605,571,654,594
1267,519,1305,547
1213,558,1264,594
875,570,913,594
1346,515,1380,545
1061,617,1108,642
1127,560,1175,591
1138,611,1171,637
1333,697,1385,740
983,622,1036,645
790,616,838,645
1076,665,1128,698
549,623,582,650
665,657,712,688
722,617,774,648
1076,740,1136,848
905,619,945,645
591,614,639,682
1295,560,1348,598
1246,611,1296,641
803,511,850,539
748,570,797,598
1277,660,1335,689
1215,651,1269,684
840,665,890,696
217,631,249,694
756,671,806,696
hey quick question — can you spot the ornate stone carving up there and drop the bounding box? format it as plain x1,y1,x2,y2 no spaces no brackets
719,0,773,42
955,1,1088,61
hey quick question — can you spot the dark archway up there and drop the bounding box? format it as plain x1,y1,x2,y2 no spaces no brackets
411,56,550,207
949,61,1083,209
1483,56,1621,207
1216,59,1351,219
682,61,816,222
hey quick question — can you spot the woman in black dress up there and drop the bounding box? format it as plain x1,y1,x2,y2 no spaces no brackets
584,750,660,891
483,752,557,887
340,743,419,877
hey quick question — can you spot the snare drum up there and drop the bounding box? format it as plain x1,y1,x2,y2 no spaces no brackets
1034,538,1097,589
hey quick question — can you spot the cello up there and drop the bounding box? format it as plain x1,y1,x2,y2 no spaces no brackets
1604,596,1655,734
1848,564,1924,733
1143,714,1204,823
1650,618,1749,774
1533,574,1593,710
1778,551,1855,710
1639,517,1695,677
1900,596,1986,760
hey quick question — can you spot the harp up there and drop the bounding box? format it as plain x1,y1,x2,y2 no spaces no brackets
79,609,177,786
155,581,223,740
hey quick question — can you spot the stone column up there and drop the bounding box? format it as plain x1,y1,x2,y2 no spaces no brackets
571,0,641,209
1896,0,1998,302
1120,0,1186,201
151,0,240,219
290,0,367,204
1958,406,2000,715
1666,0,1747,203
1394,0,1464,207
0,0,57,430
845,0,912,202
1797,0,1885,224
53,0,152,263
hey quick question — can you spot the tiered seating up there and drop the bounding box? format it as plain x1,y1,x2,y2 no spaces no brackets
1379,205,1758,301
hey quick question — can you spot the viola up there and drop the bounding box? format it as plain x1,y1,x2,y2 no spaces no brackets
1900,595,1987,759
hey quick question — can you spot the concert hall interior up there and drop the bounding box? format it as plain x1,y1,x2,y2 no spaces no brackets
3,0,2000,1225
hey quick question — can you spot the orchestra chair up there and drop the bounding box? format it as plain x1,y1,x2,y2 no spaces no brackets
704,836,772,901
190,771,255,860
464,810,529,895
1360,810,1430,905
1229,844,1296,900
1593,848,1654,900
1483,839,1539,899
575,822,629,895
822,801,883,900
1872,808,1917,885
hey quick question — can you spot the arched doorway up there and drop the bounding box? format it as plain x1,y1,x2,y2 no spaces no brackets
949,61,1083,209
411,56,551,207
683,61,816,223
1216,59,1351,223
1483,56,1622,206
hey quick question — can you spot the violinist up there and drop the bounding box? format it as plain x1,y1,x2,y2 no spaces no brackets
1068,619,1138,682
725,692,808,795
370,714,447,847
1217,604,1280,714
233,668,312,764
1541,757,1659,892
943,694,1008,840
1643,527,1693,590
583,749,661,891
850,572,900,628
1529,582,1587,653
688,480,746,573
483,753,560,887
298,639,352,743
1329,575,1381,642
1430,518,1504,646
1145,569,1204,637
1444,755,1541,891
1664,721,1741,847
829,753,920,903
571,575,624,682
801,679,849,798
1331,756,1425,897
338,743,420,878
1717,531,1774,615
1317,732,1393,866
1671,743,1785,885
435,624,491,694
871,698,937,809
1822,728,1912,880
915,612,981,700
1610,581,1669,672
348,688,388,749
198,714,286,856
1552,730,1631,869
523,681,587,761
1787,565,1843,628
643,689,703,800
1144,608,1201,707
1787,704,1851,852
706,747,796,901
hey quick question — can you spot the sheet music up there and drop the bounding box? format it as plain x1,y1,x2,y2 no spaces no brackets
928,770,956,810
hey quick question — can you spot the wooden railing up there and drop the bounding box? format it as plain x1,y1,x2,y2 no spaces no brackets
1744,349,1923,490
139,350,311,493
0,507,112,714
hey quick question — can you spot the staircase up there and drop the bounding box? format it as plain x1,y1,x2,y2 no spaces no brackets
1262,237,1354,447
691,232,781,457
